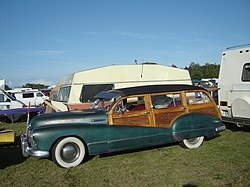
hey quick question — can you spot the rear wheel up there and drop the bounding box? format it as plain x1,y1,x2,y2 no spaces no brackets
181,136,204,149
52,137,86,168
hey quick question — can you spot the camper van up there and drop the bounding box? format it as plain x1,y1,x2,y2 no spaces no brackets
218,44,250,127
7,88,49,107
53,63,192,111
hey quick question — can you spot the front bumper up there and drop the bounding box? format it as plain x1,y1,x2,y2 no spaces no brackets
20,133,50,158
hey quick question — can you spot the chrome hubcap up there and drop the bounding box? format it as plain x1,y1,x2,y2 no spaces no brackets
61,143,80,163
188,137,200,145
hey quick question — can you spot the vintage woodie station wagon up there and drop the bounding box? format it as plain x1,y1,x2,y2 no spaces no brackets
21,84,225,168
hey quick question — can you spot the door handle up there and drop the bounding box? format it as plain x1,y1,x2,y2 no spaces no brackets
144,111,150,114
181,107,187,111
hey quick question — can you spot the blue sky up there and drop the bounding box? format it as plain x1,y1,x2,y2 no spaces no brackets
0,0,249,87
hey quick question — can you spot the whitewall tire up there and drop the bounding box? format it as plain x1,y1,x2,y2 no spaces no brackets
181,136,204,149
52,137,86,168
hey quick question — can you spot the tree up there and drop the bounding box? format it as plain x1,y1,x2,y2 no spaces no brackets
187,62,220,80
202,63,220,78
22,83,49,89
187,62,203,80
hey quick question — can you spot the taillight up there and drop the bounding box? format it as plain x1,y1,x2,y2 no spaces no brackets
220,101,227,106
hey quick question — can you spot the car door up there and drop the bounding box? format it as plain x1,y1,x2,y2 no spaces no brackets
150,92,187,144
107,95,155,152
0,93,11,110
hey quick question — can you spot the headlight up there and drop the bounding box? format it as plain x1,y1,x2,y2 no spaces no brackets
27,130,37,148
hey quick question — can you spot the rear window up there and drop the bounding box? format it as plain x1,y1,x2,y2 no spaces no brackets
242,63,250,82
186,91,211,105
80,84,114,103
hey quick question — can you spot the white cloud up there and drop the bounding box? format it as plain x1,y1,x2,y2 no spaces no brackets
0,50,69,58
83,31,98,35
180,39,208,44
20,50,70,56
82,31,159,39
109,31,158,39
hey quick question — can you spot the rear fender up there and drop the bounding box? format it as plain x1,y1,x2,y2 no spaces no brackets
172,113,221,142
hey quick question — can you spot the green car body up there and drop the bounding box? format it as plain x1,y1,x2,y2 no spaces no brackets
21,85,225,168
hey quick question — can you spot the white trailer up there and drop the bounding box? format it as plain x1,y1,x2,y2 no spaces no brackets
7,88,49,107
52,63,192,111
218,44,250,127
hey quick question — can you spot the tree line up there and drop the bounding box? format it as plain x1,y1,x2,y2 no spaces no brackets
172,62,220,80
4,83,49,90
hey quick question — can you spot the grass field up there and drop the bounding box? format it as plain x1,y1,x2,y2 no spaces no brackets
0,122,250,187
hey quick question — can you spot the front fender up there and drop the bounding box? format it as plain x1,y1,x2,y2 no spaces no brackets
32,124,107,153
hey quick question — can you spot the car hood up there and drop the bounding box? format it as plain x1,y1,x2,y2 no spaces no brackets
29,109,108,129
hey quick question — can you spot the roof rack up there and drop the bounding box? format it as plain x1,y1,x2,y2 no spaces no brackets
226,44,250,50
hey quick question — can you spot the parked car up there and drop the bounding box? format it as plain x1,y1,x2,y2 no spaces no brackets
7,88,49,107
0,89,26,110
21,84,225,168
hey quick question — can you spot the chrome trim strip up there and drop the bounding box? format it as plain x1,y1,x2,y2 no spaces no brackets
108,134,154,144
91,119,106,122
87,134,154,146
87,140,108,146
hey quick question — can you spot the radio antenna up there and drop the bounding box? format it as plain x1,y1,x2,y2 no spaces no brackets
140,63,144,78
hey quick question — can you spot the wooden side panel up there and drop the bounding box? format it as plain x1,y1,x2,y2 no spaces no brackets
112,111,150,127
187,103,220,118
154,110,184,128
189,106,219,117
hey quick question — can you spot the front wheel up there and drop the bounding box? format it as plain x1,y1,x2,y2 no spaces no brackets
52,137,86,168
181,136,204,149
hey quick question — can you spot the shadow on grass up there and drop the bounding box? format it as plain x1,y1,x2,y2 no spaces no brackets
225,123,250,132
0,136,27,169
98,142,179,158
182,184,198,187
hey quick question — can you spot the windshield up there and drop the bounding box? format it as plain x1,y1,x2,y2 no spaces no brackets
57,86,71,102
2,90,17,101
91,90,122,111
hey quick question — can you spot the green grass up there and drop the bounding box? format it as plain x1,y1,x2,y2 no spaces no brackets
0,122,250,187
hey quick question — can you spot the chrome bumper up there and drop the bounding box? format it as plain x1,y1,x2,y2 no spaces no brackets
20,133,50,158
215,125,226,133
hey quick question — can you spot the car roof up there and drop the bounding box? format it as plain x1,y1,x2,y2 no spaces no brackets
116,84,206,96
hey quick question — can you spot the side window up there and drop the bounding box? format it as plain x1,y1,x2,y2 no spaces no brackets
242,63,250,82
152,93,182,109
113,96,145,113
0,94,10,102
0,94,4,102
186,91,211,105
22,93,34,98
80,84,114,103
